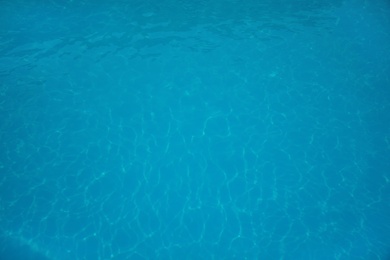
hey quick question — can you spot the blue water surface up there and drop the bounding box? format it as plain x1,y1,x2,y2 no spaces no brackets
1,0,390,259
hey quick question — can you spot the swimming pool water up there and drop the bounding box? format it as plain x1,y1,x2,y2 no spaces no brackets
1,0,390,259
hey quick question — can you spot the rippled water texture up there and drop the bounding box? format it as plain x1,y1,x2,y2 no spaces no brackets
0,0,390,259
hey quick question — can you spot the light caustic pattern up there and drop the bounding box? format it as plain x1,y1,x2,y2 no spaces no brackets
0,0,389,259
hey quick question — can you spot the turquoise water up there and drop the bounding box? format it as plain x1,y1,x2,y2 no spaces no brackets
1,0,389,259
